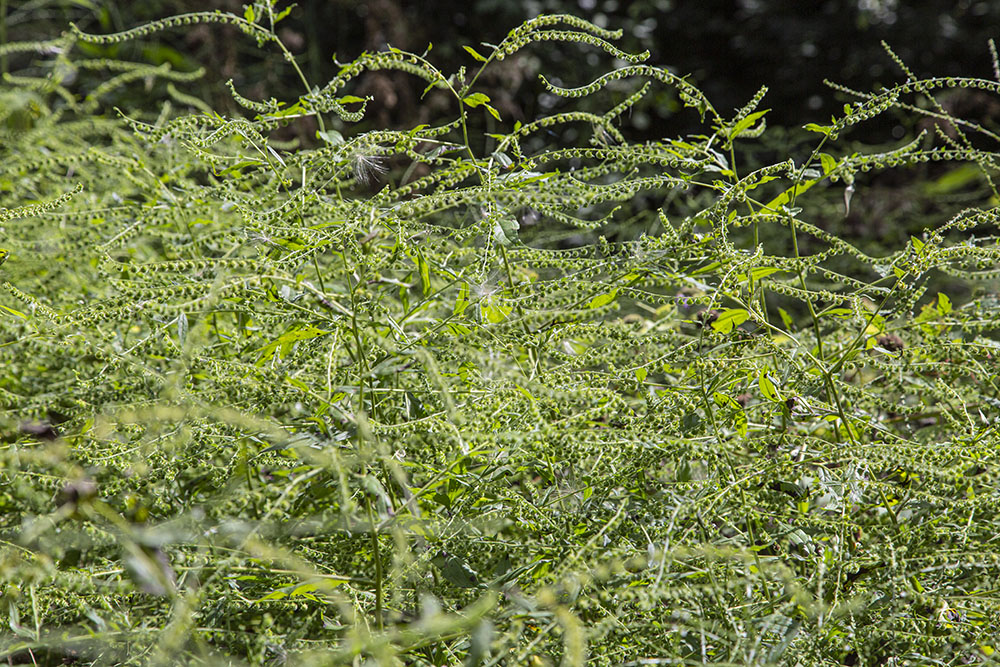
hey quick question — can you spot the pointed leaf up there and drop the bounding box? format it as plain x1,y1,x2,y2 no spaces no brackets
936,292,952,315
588,290,618,309
454,282,470,316
463,45,488,62
176,311,188,344
484,302,512,323
778,307,795,331
758,370,780,402
0,303,28,319
483,102,502,122
749,266,781,281
804,123,832,136
462,92,491,108
764,179,818,212
710,308,749,334
417,251,431,297
819,153,839,175
730,109,769,139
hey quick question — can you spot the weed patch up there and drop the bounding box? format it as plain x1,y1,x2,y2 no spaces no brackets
2,5,1000,664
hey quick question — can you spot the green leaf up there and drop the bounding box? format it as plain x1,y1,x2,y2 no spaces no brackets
454,282,470,316
588,289,618,309
493,216,519,246
735,408,748,437
263,101,304,118
417,251,431,297
691,261,722,276
804,123,832,136
713,392,750,437
286,377,310,393
936,292,952,315
749,266,781,281
336,95,366,104
635,367,648,383
764,179,817,211
463,45,488,62
257,589,288,602
819,152,839,174
254,325,330,365
218,159,264,178
503,170,556,188
316,129,344,146
243,5,255,23
484,301,512,323
758,370,780,402
744,175,778,192
910,235,925,253
864,313,886,335
712,391,740,409
462,92,491,108
0,303,27,319
514,384,535,402
463,92,501,121
290,583,322,598
274,5,294,23
710,308,749,334
778,307,795,331
729,109,769,139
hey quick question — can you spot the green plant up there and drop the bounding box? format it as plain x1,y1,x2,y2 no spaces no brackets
1,4,1000,665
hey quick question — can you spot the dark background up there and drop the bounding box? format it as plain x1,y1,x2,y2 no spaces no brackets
8,0,999,134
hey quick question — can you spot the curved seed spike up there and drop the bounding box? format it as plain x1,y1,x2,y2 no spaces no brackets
70,11,274,45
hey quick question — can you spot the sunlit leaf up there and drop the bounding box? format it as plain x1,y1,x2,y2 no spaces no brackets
710,308,749,333
588,290,618,309
463,45,488,62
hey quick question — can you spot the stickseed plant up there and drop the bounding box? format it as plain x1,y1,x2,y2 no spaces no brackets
2,4,1000,665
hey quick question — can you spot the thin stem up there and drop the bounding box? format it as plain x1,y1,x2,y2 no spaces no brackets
366,495,384,631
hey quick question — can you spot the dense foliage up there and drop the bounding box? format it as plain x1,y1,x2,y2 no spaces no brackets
2,3,1000,665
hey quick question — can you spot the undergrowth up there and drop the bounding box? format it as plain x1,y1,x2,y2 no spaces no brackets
2,4,1000,665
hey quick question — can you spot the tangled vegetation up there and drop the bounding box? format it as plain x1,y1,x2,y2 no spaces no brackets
2,3,1000,664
